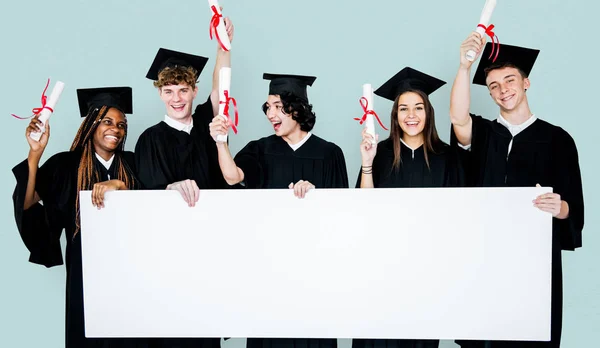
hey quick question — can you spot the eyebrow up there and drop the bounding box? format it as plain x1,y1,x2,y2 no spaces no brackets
398,103,424,106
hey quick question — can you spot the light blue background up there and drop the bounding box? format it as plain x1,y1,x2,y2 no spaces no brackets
0,1,597,347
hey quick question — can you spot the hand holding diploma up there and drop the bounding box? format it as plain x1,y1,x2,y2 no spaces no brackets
354,84,387,142
12,79,64,142
466,0,499,62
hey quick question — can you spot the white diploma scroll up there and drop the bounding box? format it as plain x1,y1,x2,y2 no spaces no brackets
30,81,65,142
208,0,232,51
216,67,231,143
362,84,376,144
466,0,497,62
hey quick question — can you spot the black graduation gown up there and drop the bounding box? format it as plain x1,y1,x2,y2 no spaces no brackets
236,134,347,348
352,138,463,348
452,114,584,348
134,96,225,190
235,134,349,189
355,138,463,189
11,150,151,348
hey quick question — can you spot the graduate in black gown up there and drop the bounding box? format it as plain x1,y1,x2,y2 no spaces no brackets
209,73,348,348
12,87,144,348
353,68,459,348
356,67,462,192
135,18,234,206
450,35,584,348
210,73,348,195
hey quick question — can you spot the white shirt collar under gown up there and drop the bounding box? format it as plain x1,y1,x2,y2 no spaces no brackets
163,115,194,134
95,153,115,179
497,114,537,156
288,132,312,151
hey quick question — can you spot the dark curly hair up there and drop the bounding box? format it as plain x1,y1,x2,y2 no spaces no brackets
262,92,316,132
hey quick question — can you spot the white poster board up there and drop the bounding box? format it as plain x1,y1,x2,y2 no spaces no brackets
79,187,552,341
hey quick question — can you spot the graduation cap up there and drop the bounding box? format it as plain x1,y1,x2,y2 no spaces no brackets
473,43,540,86
76,87,133,117
374,67,446,102
263,73,317,102
146,48,209,81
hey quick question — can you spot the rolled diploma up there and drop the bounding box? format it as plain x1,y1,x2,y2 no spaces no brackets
466,0,497,61
208,0,232,51
216,67,231,143
362,84,376,144
30,81,65,142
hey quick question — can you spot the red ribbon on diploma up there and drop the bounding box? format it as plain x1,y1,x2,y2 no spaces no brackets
11,78,54,119
209,5,229,52
354,97,388,131
478,24,500,62
220,90,238,134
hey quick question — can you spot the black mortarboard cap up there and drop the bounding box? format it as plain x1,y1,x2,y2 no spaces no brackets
263,73,317,102
374,67,446,101
473,43,540,86
146,48,209,81
76,87,133,117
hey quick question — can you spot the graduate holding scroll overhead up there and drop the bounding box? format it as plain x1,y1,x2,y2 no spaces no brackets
356,67,463,192
209,73,348,198
135,17,234,205
450,34,584,348
12,87,142,348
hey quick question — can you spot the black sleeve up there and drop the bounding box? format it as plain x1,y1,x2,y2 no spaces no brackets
450,114,491,187
134,131,170,190
234,140,264,189
325,145,349,189
552,129,584,250
12,156,65,267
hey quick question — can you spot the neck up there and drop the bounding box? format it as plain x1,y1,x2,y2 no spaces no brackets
401,133,424,149
282,128,308,145
169,114,193,125
499,98,533,125
95,149,115,162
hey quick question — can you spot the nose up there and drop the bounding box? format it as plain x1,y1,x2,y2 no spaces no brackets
173,91,182,102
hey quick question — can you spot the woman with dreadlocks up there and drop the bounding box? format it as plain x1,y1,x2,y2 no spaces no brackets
11,87,142,347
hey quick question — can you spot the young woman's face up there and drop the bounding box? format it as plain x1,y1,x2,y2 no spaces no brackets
93,108,127,154
263,95,300,137
396,92,426,137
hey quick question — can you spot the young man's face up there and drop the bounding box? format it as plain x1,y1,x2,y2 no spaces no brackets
159,83,198,121
264,94,300,137
486,67,530,112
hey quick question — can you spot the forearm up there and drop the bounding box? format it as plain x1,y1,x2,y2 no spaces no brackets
359,163,374,188
450,67,472,127
216,143,243,185
556,201,570,220
24,151,42,210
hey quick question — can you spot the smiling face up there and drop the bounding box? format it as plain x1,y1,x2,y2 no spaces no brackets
92,107,127,155
159,83,198,122
486,67,530,112
396,91,426,139
263,94,301,137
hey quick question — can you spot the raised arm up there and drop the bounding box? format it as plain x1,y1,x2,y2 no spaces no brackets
24,116,49,210
210,16,234,116
450,32,485,146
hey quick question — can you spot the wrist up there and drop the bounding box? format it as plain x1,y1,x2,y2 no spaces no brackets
27,150,42,164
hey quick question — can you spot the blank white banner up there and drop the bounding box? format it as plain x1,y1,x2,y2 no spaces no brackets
79,187,552,341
